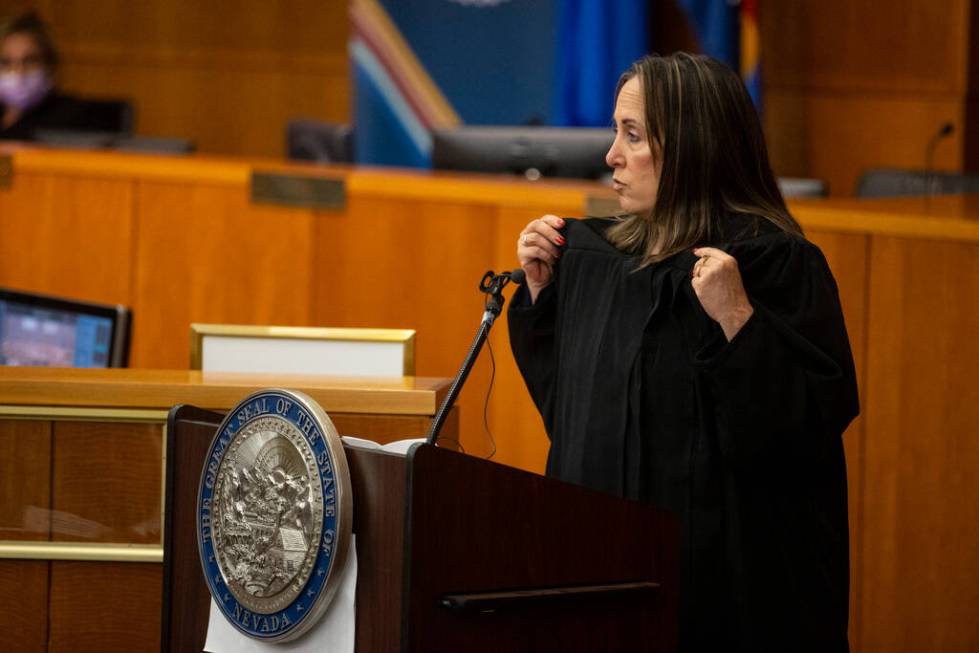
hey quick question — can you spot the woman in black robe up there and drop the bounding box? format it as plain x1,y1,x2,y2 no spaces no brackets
508,53,858,653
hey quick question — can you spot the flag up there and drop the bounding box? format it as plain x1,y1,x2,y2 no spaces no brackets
350,0,559,167
676,0,739,67
349,0,461,167
740,0,761,107
676,0,761,108
551,0,649,127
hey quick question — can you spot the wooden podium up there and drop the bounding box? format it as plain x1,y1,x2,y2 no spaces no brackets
162,405,680,652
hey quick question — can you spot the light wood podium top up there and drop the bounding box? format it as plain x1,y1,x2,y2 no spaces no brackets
0,367,450,415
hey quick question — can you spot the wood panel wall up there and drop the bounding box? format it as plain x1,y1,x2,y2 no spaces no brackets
760,0,979,196
805,229,869,648
0,0,350,157
0,421,51,650
0,418,164,652
5,152,979,650
860,236,979,652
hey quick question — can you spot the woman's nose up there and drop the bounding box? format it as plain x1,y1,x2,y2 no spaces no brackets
606,141,622,168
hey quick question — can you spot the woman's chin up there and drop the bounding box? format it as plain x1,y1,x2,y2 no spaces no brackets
617,199,652,217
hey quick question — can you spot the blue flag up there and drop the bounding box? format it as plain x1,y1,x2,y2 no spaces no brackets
551,0,649,127
350,0,559,167
676,0,740,68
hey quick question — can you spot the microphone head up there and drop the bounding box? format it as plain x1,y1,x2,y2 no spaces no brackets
509,268,526,286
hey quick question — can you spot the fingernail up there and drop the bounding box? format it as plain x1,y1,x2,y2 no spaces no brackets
556,236,565,245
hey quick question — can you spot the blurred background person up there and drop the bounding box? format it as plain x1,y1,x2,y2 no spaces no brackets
1,10,129,141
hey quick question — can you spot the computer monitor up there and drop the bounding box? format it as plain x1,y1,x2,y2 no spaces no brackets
0,288,131,368
431,127,614,180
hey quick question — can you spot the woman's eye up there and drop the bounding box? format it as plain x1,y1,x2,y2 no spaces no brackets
628,132,641,143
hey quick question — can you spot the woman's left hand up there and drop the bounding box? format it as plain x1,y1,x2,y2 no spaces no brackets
691,247,754,341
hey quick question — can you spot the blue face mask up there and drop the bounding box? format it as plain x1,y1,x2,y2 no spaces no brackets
0,69,52,111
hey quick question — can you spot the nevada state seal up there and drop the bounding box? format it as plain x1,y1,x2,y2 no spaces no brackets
197,388,352,642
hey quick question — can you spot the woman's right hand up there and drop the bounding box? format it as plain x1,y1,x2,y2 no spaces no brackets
517,215,565,304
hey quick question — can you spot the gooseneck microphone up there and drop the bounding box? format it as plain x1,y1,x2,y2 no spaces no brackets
426,269,524,446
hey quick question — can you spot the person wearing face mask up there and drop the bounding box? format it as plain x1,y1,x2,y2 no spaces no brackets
0,11,116,141
509,53,858,653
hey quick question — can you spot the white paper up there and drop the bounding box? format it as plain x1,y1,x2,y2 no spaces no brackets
339,436,382,450
204,535,358,653
342,435,425,456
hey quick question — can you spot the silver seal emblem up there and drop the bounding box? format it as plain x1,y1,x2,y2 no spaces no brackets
197,389,352,642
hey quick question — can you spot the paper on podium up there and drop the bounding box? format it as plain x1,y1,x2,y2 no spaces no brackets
342,435,425,456
204,535,358,653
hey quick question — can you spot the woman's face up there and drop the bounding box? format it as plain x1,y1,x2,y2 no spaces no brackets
0,32,45,75
606,76,661,217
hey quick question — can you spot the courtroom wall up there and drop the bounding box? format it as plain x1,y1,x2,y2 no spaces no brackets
4,0,979,190
759,0,976,196
0,0,350,157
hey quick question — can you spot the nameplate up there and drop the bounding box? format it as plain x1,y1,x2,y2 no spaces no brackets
251,171,345,210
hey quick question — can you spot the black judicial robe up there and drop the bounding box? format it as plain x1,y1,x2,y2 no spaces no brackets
508,216,858,653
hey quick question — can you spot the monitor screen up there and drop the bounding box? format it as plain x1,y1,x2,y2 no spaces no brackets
431,127,614,180
0,289,131,368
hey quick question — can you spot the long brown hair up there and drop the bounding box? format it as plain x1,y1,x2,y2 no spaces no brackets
606,53,801,266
